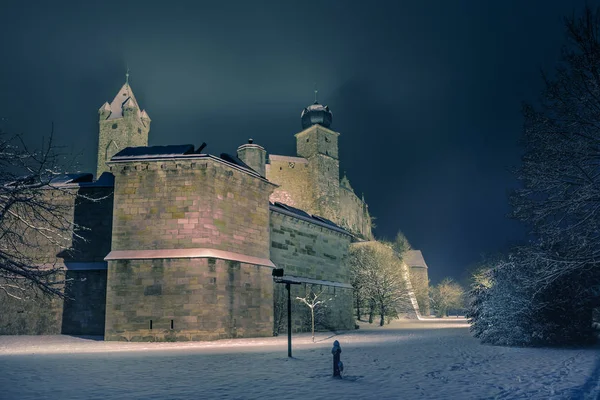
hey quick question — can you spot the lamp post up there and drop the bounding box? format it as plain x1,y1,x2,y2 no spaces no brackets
272,268,300,358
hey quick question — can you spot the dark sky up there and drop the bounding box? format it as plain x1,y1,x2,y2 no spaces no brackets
1,0,596,284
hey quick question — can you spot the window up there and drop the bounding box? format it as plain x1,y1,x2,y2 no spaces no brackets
111,123,118,129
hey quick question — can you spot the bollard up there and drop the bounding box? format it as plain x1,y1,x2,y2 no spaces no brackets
332,340,342,378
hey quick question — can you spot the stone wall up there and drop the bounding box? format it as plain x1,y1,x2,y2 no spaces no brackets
97,97,149,177
109,157,273,259
0,269,108,336
237,142,266,177
295,125,339,160
309,154,340,221
339,187,373,239
266,155,314,212
105,258,273,341
269,210,354,332
105,155,275,341
0,185,113,335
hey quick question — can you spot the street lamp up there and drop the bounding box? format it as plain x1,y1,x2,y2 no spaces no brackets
272,268,300,357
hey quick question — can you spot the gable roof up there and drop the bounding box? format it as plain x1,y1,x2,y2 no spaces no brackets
404,250,428,269
107,83,139,120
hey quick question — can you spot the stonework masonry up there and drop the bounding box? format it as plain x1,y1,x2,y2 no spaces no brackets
104,154,276,340
0,184,113,335
97,83,150,177
108,157,274,258
267,155,313,211
267,124,373,240
270,210,354,332
0,79,428,341
339,187,372,239
104,258,273,341
237,142,266,177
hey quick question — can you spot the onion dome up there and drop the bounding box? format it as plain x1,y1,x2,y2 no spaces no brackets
301,92,332,129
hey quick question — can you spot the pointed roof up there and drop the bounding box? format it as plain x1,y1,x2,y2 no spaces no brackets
340,173,353,192
404,250,428,269
99,101,111,113
106,83,141,120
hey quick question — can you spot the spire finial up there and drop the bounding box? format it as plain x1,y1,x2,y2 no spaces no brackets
125,65,130,85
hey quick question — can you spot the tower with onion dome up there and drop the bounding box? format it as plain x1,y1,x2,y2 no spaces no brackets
294,91,340,222
96,71,151,177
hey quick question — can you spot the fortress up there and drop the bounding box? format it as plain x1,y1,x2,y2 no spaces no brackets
0,78,429,340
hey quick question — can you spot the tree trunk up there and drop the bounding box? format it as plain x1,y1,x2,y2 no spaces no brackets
380,303,385,326
311,307,315,342
356,295,361,321
368,300,375,324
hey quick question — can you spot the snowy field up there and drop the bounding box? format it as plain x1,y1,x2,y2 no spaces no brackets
0,319,599,400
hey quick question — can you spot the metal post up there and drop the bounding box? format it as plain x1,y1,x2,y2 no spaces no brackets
287,282,292,358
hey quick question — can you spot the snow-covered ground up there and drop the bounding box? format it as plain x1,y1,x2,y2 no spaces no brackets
0,319,599,399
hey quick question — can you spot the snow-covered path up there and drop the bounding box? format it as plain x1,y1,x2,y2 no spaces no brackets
0,319,599,399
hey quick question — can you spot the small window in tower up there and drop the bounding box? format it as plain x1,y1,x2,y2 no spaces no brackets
138,128,142,134
306,138,309,142
112,123,118,129
325,137,330,142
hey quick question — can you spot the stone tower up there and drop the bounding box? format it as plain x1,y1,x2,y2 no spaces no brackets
295,99,340,221
237,139,267,177
97,76,150,177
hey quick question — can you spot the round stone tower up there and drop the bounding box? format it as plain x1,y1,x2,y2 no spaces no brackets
237,138,266,177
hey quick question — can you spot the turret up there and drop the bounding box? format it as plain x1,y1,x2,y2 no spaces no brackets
294,94,340,221
237,138,266,177
96,73,150,178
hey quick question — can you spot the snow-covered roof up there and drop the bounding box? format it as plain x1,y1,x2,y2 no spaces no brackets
109,83,137,120
49,172,114,188
99,83,149,122
274,275,352,289
111,144,196,160
269,201,351,236
108,144,272,182
404,250,428,269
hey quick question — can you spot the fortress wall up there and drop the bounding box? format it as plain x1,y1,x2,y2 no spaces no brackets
104,258,273,341
339,187,372,239
309,155,340,221
269,211,354,332
110,158,272,259
0,186,113,335
266,155,315,213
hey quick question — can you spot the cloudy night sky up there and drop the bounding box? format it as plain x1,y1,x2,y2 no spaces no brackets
1,0,596,284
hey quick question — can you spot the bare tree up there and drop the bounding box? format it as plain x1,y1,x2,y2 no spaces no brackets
349,241,412,326
0,130,84,299
296,284,332,342
511,6,600,294
430,278,464,317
